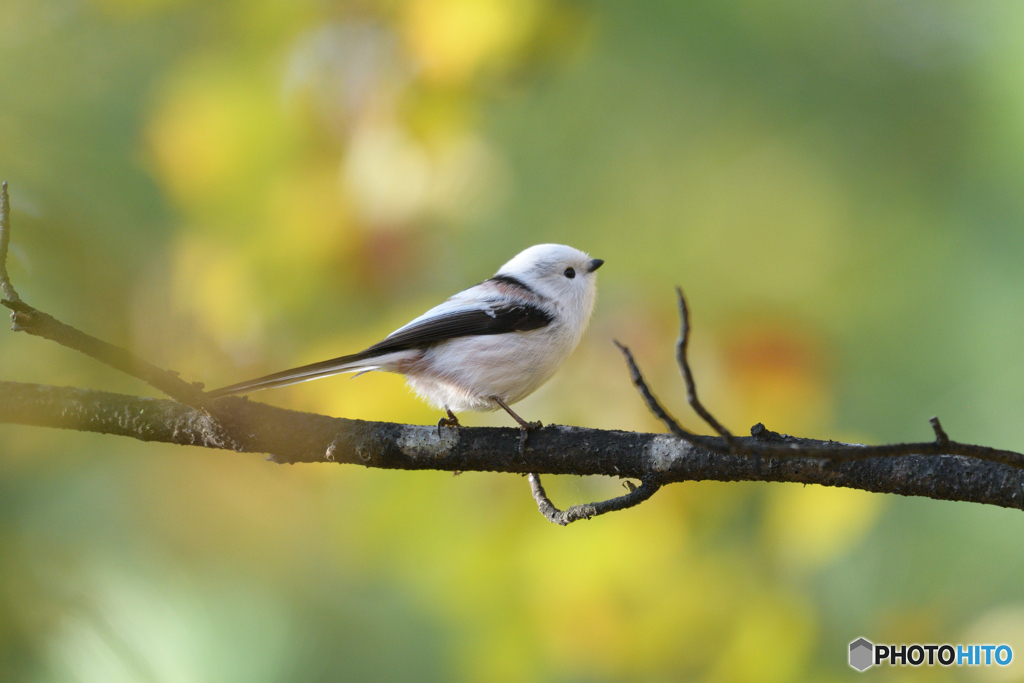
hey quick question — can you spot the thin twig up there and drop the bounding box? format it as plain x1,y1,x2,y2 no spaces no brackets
526,473,661,525
0,182,21,303
0,299,208,407
614,340,720,448
675,287,734,443
614,340,686,437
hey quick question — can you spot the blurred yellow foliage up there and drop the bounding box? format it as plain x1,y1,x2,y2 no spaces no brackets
263,163,355,279
404,0,541,83
171,233,266,348
147,62,291,213
765,484,884,571
710,595,816,683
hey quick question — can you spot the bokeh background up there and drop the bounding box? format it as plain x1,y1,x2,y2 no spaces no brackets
3,0,1024,680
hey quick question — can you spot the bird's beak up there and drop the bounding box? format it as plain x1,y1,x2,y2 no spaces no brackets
587,259,605,273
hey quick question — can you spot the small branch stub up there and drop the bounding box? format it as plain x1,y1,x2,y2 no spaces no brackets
931,416,950,447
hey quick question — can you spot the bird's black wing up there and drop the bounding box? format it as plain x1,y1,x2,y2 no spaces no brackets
205,302,552,398
363,301,553,355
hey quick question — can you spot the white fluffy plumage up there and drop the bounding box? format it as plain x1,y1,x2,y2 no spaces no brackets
208,244,603,425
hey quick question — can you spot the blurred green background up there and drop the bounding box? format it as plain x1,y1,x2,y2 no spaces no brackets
3,0,1024,680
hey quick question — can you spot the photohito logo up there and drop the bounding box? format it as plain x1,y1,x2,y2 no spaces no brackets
849,638,1012,671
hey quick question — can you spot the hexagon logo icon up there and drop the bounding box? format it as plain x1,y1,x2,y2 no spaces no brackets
849,638,874,671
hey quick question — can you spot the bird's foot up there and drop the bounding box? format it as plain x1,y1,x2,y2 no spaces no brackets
490,396,542,456
517,420,543,453
437,409,460,438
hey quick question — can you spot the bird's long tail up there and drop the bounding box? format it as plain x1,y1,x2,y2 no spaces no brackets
205,351,383,398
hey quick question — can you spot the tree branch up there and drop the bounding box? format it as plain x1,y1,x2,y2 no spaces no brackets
3,380,1024,510
3,182,1024,524
1,299,209,407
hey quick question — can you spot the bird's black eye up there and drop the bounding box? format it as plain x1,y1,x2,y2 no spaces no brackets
564,267,576,279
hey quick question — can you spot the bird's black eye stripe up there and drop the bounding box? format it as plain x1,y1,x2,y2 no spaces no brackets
564,267,576,279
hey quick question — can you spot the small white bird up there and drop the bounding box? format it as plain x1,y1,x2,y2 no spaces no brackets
207,244,603,434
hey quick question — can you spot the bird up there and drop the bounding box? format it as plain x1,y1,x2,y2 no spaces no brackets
206,244,604,437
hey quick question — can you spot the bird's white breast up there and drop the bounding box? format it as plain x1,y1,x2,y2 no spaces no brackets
401,320,579,412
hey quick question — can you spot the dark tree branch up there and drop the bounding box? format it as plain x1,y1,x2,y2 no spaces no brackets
3,182,1024,524
3,380,1024,510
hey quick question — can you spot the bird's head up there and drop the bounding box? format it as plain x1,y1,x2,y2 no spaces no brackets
495,244,603,323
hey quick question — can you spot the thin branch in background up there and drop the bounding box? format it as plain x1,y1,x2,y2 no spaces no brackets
0,184,208,408
674,286,734,444
0,299,212,407
0,182,21,303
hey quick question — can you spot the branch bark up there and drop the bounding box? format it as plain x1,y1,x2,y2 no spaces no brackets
3,380,1024,511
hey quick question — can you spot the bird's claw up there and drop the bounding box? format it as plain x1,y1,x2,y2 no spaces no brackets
437,409,460,438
